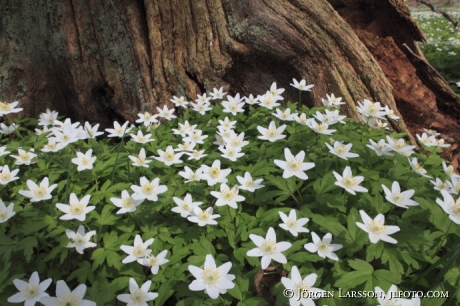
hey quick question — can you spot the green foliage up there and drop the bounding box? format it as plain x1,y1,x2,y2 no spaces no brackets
0,98,459,306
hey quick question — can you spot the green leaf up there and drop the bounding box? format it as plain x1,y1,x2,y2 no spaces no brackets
192,240,215,256
17,236,38,263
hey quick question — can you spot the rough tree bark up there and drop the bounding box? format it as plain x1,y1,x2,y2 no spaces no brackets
0,0,459,166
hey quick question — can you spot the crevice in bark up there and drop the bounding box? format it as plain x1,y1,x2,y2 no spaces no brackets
185,70,206,94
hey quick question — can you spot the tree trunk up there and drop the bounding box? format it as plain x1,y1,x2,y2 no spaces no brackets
0,0,459,166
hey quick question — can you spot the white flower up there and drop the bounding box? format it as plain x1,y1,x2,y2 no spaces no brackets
128,148,152,168
0,101,23,116
117,278,158,306
8,271,51,306
131,177,168,201
269,82,285,97
200,160,231,186
386,136,416,155
236,172,264,192
38,109,58,126
191,101,212,115
442,161,460,180
258,92,281,109
356,210,400,244
183,130,208,145
141,250,169,274
431,177,454,193
170,95,189,108
187,207,220,226
333,166,368,195
176,140,196,152
257,121,287,142
278,210,309,237
11,148,37,165
156,105,176,120
244,94,259,105
416,133,436,147
218,117,237,129
357,99,386,120
65,225,97,254
384,106,400,120
172,121,196,137
290,78,314,91
111,190,144,214
312,110,345,125
136,111,158,126
71,149,96,171
0,165,19,185
375,285,413,306
366,139,394,157
326,141,359,160
274,148,315,180
40,281,95,306
18,177,57,202
105,121,132,138
382,181,419,208
304,232,342,261
210,87,227,100
129,130,155,144
222,94,245,115
196,93,212,104
187,149,208,161
178,166,203,183
321,93,344,108
83,122,104,138
408,157,432,178
154,146,184,166
0,200,15,223
436,190,460,224
0,146,10,157
246,227,292,269
224,131,249,149
41,140,65,153
306,120,336,135
435,138,451,148
219,145,244,161
272,108,297,121
120,235,154,264
0,122,17,134
423,128,440,136
56,193,95,221
294,113,309,125
172,193,203,218
210,184,245,209
188,254,235,299
281,266,325,306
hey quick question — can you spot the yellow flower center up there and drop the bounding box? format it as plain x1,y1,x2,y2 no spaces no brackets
20,152,31,161
133,244,147,257
57,293,81,306
210,167,221,179
69,202,84,215
261,239,277,255
198,210,211,221
287,219,297,228
23,284,39,299
342,176,357,188
453,201,460,215
267,129,278,138
0,210,6,220
81,157,89,166
130,290,146,303
0,172,11,181
33,186,47,198
316,124,327,132
393,193,405,202
164,151,175,162
287,158,302,171
369,219,387,235
394,139,406,150
202,267,220,285
182,202,190,211
0,102,11,111
335,144,347,155
122,197,135,208
142,182,155,195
